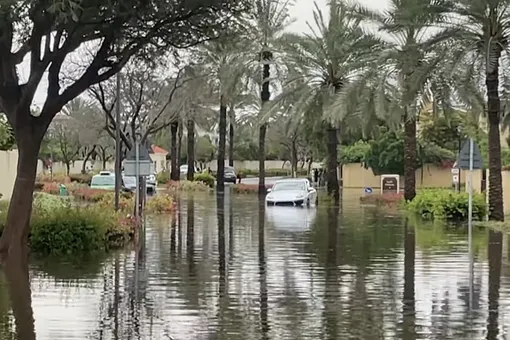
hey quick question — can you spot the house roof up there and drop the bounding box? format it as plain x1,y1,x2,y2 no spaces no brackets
152,145,168,155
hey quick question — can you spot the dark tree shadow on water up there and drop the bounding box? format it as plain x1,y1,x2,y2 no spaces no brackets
258,198,269,340
3,251,36,340
402,218,416,340
486,230,502,340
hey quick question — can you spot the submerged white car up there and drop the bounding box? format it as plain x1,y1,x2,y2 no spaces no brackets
265,179,317,207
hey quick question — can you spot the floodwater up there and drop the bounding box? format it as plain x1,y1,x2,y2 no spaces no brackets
0,189,509,339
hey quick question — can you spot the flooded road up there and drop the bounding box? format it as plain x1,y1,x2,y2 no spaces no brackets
0,189,509,339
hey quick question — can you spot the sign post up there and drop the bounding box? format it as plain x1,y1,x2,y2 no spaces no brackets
124,142,153,219
455,137,483,292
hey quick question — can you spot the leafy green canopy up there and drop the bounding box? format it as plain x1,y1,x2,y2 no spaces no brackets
341,128,456,176
0,0,250,132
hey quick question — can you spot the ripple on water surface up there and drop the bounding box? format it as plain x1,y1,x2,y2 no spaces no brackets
0,191,509,339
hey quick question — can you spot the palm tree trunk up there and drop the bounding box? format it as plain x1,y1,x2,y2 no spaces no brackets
326,124,339,201
170,122,179,181
259,49,272,196
403,110,417,201
486,62,504,221
187,119,195,181
217,96,227,192
229,108,235,167
291,138,297,178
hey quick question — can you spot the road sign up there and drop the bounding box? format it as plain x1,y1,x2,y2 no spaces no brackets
364,187,373,194
452,175,459,183
451,168,459,174
456,139,483,170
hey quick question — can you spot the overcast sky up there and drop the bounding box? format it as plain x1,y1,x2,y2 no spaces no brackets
28,0,390,107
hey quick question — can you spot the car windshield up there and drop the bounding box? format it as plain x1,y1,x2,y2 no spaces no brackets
180,165,188,171
272,182,305,191
91,175,115,186
123,176,136,186
225,167,235,173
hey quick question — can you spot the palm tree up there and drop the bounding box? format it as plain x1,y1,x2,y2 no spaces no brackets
351,0,452,201
243,0,294,195
194,40,251,192
271,1,381,201
444,0,510,221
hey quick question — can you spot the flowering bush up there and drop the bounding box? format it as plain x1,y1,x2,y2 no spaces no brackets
359,192,404,205
42,182,60,195
166,180,209,192
72,187,108,202
69,173,92,184
231,184,272,194
146,193,175,213
37,172,70,183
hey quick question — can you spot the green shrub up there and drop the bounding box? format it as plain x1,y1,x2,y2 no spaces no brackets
406,189,487,221
30,206,133,255
194,173,215,187
157,170,170,184
30,208,109,254
0,196,134,255
69,173,92,184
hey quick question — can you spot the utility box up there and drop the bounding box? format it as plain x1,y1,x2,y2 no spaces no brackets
124,144,153,176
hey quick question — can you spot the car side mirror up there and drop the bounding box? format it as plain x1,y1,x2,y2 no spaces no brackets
307,187,313,192
267,188,272,193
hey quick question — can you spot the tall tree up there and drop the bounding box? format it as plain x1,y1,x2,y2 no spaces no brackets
445,0,510,221
0,0,249,260
193,40,248,191
273,1,380,201
352,0,452,201
248,0,293,196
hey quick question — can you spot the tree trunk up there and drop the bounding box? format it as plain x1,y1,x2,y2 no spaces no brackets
291,138,297,178
258,124,267,193
486,62,504,221
326,124,339,202
229,108,235,167
259,49,272,196
403,110,417,201
187,119,195,181
65,161,70,175
217,98,227,192
177,120,183,168
170,122,179,181
0,126,45,259
81,146,96,174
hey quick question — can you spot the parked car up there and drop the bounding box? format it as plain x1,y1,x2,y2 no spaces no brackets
265,178,317,207
179,164,201,179
224,166,237,183
122,175,155,195
91,171,131,192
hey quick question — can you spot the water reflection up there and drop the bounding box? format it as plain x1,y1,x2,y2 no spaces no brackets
402,219,416,340
0,193,509,339
487,230,502,340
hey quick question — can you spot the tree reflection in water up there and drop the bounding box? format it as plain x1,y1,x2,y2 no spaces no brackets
187,197,195,275
3,251,36,340
402,219,416,340
258,198,269,340
486,230,502,340
323,206,338,340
